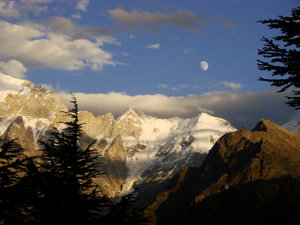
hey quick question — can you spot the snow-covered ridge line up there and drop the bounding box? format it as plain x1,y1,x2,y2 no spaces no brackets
0,73,25,102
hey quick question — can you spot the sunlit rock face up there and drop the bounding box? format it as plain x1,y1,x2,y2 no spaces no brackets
95,135,128,197
0,73,236,198
148,119,300,225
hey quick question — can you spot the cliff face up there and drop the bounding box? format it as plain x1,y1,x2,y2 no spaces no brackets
146,119,300,225
95,135,128,197
0,80,67,127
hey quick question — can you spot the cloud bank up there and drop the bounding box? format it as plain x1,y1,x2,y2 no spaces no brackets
0,19,117,77
57,88,297,129
108,8,206,33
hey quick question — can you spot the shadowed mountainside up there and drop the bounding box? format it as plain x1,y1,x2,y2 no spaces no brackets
140,119,300,225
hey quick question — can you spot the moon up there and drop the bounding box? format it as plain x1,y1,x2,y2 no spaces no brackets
200,61,209,71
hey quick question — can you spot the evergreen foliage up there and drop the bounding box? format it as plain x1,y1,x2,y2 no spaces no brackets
38,95,105,224
0,139,38,224
102,190,149,225
257,7,300,109
0,96,142,224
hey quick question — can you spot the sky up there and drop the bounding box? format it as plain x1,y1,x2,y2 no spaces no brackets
0,0,299,129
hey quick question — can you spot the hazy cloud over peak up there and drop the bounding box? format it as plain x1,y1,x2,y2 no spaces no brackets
0,60,27,78
57,88,296,130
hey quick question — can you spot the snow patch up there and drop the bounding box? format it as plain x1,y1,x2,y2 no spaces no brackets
0,73,25,102
120,111,236,193
0,115,19,136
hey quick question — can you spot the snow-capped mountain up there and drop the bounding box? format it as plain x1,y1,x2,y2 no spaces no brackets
282,115,300,132
0,73,236,197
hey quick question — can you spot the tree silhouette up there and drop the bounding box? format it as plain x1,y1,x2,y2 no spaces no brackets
102,190,149,225
38,95,105,224
0,139,35,224
257,7,300,109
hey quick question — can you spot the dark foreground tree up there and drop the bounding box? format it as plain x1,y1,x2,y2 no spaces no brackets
0,139,41,224
257,7,300,109
38,95,105,224
0,139,26,224
102,190,150,225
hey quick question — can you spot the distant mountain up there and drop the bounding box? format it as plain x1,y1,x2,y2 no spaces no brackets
0,73,236,197
141,119,300,225
282,115,300,132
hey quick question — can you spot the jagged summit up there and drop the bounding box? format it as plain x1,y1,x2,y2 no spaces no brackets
116,107,145,122
251,118,285,132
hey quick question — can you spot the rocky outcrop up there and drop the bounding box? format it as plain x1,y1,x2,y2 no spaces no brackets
0,81,67,127
144,119,300,224
78,111,115,138
95,135,128,197
113,109,143,138
0,116,35,156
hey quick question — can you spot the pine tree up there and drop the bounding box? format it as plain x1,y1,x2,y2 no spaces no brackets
257,7,300,109
0,139,31,224
38,95,105,224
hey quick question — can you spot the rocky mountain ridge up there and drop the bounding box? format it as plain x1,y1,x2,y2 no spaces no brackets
0,73,236,197
142,118,300,224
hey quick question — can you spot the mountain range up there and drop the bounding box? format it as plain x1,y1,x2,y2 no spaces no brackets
1,73,300,225
141,119,300,225
0,73,236,197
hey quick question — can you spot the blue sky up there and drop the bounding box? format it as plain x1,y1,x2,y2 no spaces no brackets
0,0,299,128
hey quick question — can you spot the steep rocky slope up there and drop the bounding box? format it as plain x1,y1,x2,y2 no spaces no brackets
144,119,300,225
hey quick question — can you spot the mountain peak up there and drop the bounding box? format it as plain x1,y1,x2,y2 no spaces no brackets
0,73,25,102
116,107,145,122
251,118,291,134
152,119,300,224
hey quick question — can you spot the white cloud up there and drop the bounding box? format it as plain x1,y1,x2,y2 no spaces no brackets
72,13,82,19
77,0,89,12
0,20,117,73
193,85,203,90
170,84,189,91
156,84,168,89
218,81,242,89
146,43,160,49
0,1,21,18
122,52,131,57
157,83,199,91
0,60,27,78
183,48,194,54
57,88,296,130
